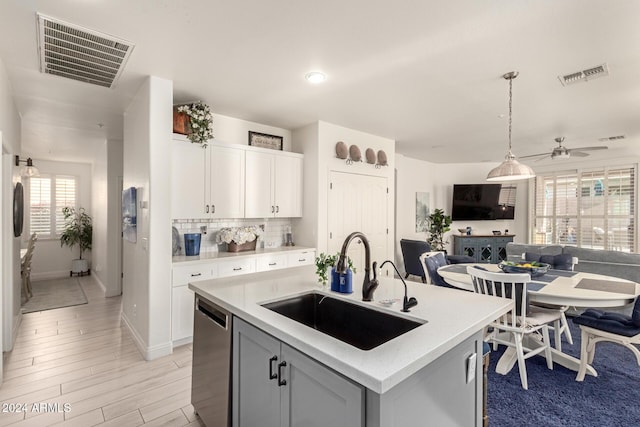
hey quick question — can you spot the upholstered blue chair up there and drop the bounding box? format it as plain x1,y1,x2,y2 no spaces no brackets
419,252,455,288
400,239,430,283
573,297,640,381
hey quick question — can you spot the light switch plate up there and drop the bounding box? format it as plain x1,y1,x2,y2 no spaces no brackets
466,353,477,384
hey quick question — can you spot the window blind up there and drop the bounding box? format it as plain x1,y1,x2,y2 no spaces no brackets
533,166,636,252
29,174,78,238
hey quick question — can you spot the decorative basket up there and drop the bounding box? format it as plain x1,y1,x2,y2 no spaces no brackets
498,261,550,277
173,108,191,135
227,240,257,253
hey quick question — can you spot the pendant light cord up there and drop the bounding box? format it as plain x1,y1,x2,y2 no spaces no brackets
508,76,513,154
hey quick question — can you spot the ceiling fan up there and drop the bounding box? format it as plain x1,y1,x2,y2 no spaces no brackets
520,137,608,161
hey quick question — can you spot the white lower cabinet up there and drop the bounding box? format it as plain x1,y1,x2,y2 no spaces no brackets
232,318,364,427
217,258,256,277
171,286,195,344
256,254,288,272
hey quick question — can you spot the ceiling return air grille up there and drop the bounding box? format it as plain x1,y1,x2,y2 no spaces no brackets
36,13,135,88
558,63,609,86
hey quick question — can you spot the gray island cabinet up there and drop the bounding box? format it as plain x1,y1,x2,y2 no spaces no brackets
189,265,511,427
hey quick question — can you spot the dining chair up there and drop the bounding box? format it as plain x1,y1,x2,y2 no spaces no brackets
572,297,640,381
21,233,37,299
520,252,578,351
400,239,430,283
466,266,564,390
419,252,454,287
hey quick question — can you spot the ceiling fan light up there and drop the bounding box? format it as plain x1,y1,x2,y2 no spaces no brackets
486,157,536,181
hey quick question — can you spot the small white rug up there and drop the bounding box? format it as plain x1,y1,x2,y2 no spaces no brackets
22,277,89,313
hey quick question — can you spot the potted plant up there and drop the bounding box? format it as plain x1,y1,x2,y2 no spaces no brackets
60,206,93,275
314,252,356,293
426,208,452,252
176,101,214,147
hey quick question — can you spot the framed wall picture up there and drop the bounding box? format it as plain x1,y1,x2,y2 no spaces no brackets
122,187,137,243
415,192,430,233
248,131,283,150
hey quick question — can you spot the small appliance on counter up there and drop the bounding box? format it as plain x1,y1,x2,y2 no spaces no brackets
184,233,202,256
285,225,295,246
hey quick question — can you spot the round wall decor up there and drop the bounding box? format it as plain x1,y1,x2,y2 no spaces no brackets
349,145,362,162
13,182,24,237
335,141,348,159
365,148,376,164
377,150,388,166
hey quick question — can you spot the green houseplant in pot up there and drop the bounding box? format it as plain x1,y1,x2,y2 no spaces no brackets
60,207,93,275
315,252,356,293
426,208,452,252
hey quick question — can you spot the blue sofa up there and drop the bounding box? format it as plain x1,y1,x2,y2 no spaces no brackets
506,243,640,283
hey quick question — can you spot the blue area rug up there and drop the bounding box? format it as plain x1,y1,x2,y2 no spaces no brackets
487,320,640,426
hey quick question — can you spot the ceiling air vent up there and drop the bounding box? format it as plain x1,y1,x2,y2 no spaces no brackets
36,13,135,88
558,63,609,86
598,135,626,142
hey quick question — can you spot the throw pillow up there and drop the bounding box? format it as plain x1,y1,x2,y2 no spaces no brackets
524,252,541,262
540,253,573,271
633,298,640,327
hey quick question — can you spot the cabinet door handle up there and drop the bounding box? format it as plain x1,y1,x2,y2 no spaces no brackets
212,205,216,214
190,273,202,277
276,205,279,213
298,258,306,262
233,267,242,271
269,356,278,380
269,262,277,266
271,205,275,213
205,205,209,213
277,361,287,386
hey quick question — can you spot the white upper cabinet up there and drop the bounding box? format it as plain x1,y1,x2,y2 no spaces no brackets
208,145,245,218
171,138,208,219
245,151,303,218
172,137,245,219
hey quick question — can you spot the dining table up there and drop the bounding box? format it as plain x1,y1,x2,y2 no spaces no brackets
437,263,640,378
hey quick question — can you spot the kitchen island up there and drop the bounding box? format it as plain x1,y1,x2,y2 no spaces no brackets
189,265,511,427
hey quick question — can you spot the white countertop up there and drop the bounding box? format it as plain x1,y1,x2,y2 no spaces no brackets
189,265,511,394
173,246,315,265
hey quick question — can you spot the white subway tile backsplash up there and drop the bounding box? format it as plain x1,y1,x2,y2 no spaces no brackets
172,217,293,255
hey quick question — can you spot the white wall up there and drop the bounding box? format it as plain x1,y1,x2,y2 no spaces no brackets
292,121,395,268
92,139,123,297
0,56,22,357
123,76,173,360
394,154,530,268
212,114,293,151
28,159,92,280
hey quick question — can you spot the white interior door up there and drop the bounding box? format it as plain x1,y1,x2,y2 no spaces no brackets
328,171,388,275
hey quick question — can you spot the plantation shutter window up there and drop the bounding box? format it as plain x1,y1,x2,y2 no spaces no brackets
532,166,636,252
29,174,78,238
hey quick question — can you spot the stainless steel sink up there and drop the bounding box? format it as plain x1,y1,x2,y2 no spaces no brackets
261,292,424,350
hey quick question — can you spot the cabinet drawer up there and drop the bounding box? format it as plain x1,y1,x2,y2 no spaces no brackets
287,251,315,267
217,258,256,277
172,263,216,286
256,254,288,272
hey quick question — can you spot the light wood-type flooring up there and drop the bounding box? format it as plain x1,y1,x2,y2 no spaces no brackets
0,276,204,426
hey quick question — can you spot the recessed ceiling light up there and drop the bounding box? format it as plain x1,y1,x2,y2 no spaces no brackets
305,71,326,84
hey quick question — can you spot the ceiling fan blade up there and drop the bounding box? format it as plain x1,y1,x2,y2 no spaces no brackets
535,155,552,162
570,151,589,157
568,146,608,152
520,152,549,159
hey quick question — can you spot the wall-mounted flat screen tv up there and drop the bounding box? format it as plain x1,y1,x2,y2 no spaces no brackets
451,184,516,221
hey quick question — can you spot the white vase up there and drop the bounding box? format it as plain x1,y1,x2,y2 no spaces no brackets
71,259,89,274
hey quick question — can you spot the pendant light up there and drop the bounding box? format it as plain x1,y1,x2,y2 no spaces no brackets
486,71,535,181
15,156,40,178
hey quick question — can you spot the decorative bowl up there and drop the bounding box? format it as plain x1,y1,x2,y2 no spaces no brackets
498,261,550,277
458,228,466,235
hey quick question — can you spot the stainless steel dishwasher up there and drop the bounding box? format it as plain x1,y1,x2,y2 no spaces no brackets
191,295,232,427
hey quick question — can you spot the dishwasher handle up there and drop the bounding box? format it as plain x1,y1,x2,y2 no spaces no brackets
195,297,229,330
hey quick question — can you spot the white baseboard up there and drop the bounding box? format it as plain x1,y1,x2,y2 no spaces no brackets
91,274,107,294
172,335,193,348
121,312,172,361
